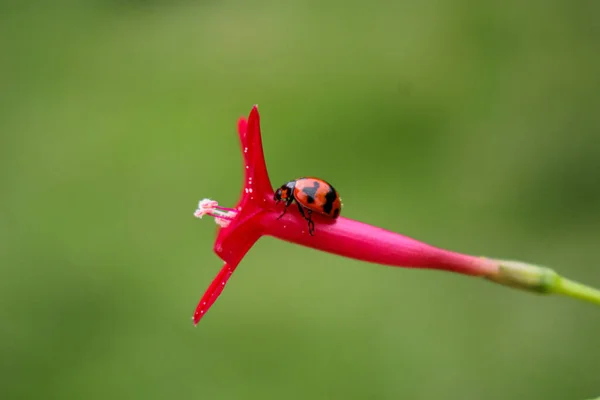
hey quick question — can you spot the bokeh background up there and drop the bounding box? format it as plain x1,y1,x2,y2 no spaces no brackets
2,1,599,399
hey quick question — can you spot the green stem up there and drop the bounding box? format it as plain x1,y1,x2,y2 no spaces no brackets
553,276,600,305
485,259,600,307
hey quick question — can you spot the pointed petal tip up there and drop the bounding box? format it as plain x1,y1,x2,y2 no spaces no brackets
192,309,205,325
249,105,260,120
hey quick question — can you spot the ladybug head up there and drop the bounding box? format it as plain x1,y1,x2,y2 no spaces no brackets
274,186,288,203
274,181,296,203
274,187,282,202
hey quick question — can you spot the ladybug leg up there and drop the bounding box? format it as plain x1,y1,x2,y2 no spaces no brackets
276,207,287,220
277,198,293,220
295,202,307,218
306,210,315,236
295,203,315,236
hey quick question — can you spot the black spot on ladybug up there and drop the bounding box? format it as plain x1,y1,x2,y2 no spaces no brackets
301,181,320,204
332,208,340,218
322,188,337,214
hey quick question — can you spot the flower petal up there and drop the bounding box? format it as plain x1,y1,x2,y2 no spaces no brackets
212,105,275,267
193,262,238,325
239,105,273,204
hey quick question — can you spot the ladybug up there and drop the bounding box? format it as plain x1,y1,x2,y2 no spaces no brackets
274,177,342,236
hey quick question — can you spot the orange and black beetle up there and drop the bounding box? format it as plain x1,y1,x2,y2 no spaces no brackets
274,177,341,236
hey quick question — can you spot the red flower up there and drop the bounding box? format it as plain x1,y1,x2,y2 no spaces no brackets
192,106,600,324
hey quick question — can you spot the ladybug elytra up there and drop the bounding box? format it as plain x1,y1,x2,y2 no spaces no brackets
274,177,342,236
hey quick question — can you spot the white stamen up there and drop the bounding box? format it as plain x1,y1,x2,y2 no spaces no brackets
194,198,220,218
194,198,237,226
215,212,235,227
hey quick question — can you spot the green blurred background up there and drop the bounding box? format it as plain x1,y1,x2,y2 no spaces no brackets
2,1,599,399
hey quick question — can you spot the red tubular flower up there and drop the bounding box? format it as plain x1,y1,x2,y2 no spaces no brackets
192,106,600,324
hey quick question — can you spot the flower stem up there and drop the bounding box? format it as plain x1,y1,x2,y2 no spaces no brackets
485,259,600,306
553,276,600,305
